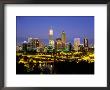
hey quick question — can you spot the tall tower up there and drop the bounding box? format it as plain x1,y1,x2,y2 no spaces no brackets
74,38,80,51
84,37,88,50
61,31,66,48
28,36,32,43
61,31,66,43
32,38,40,48
55,38,63,50
49,26,54,48
22,41,28,53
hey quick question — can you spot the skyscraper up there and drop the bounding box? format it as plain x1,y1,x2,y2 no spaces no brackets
61,31,66,48
68,43,72,51
49,27,54,48
84,38,88,47
32,38,40,48
22,41,28,52
74,38,80,51
27,38,40,49
28,36,32,43
55,38,63,50
84,38,88,50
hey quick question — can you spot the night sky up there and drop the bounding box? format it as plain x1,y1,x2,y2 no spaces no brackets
16,16,94,45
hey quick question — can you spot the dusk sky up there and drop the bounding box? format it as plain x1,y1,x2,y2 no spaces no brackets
16,16,94,44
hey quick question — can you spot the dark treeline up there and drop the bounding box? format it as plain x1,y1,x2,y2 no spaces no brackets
16,60,94,74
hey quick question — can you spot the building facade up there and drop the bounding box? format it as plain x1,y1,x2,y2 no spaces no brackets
49,27,54,48
74,38,80,51
61,31,66,48
84,38,88,51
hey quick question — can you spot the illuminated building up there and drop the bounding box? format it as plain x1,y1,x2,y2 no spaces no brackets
39,40,44,48
84,38,88,51
68,43,72,51
44,46,48,52
16,45,22,52
65,42,72,52
22,41,28,52
47,45,53,53
88,44,94,52
74,38,80,51
36,41,45,53
61,31,66,48
55,38,63,50
32,38,40,48
27,38,40,49
28,36,32,43
30,38,44,52
79,44,84,51
49,27,54,48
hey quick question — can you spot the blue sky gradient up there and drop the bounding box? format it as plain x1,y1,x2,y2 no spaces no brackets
16,16,94,45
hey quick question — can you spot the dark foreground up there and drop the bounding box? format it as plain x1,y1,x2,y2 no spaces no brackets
16,61,94,74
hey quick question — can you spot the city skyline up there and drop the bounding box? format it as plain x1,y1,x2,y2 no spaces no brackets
16,16,94,44
16,16,94,74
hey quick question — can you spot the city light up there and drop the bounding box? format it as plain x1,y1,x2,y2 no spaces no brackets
16,27,94,74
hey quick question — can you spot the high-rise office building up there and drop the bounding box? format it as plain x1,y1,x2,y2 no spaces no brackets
79,44,84,51
61,31,66,48
32,38,40,48
74,38,80,51
28,38,40,49
49,27,54,48
84,38,88,50
55,38,63,50
28,36,32,43
16,45,22,52
27,37,41,52
84,38,88,47
68,43,72,51
22,41,28,52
